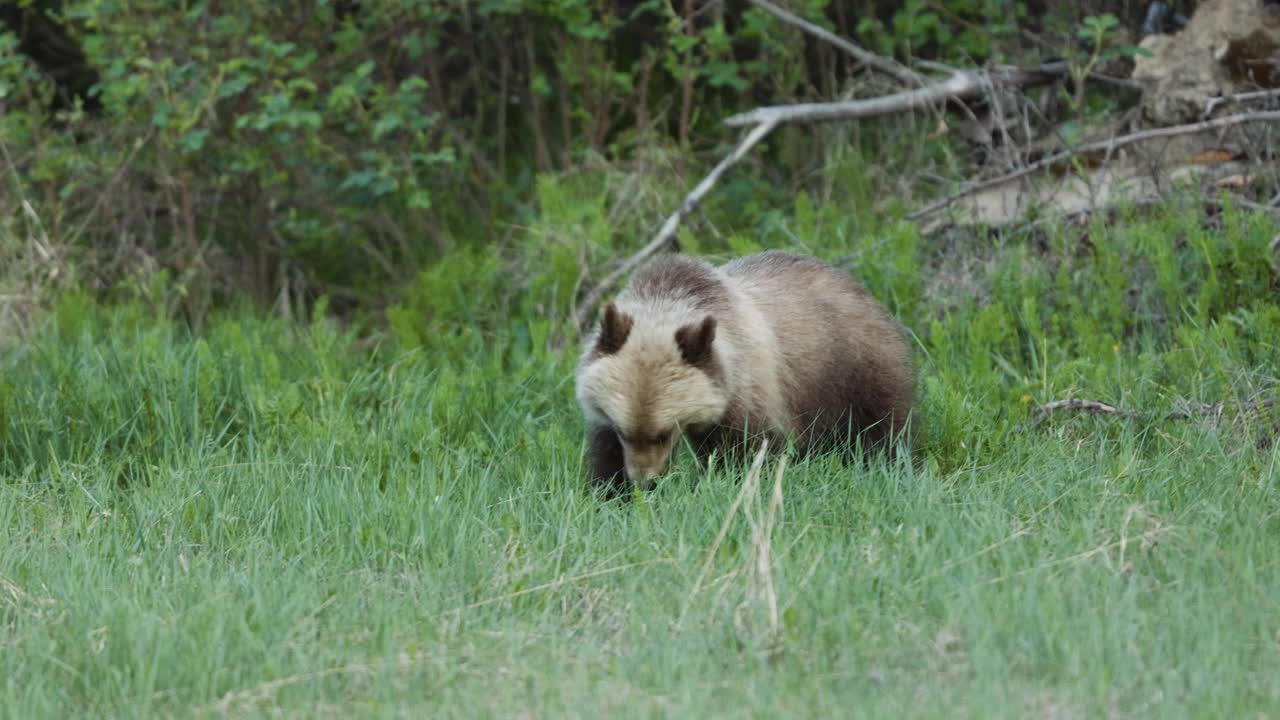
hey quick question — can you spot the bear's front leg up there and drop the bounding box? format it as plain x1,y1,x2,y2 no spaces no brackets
587,424,627,498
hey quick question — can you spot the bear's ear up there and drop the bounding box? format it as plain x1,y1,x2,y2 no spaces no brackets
595,302,633,355
675,315,716,367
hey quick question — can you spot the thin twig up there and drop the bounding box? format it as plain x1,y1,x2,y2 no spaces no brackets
746,0,923,87
0,142,58,273
979,523,1171,587
1230,199,1280,216
208,664,368,714
1030,398,1130,421
1026,396,1276,429
724,62,1067,128
908,110,1280,221
576,60,1072,328
68,129,156,247
574,120,778,329
436,558,667,617
1203,88,1280,118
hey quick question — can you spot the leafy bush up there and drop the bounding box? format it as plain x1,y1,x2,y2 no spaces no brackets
1,0,882,314
4,1,464,311
856,0,1027,62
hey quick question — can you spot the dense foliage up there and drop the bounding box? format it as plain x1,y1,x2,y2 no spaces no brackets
1,0,1165,320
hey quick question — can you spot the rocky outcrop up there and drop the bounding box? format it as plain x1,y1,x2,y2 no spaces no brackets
1131,0,1280,123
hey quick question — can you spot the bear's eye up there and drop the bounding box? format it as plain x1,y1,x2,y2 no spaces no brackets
652,431,671,445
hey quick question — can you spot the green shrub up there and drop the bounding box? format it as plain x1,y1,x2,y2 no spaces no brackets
0,0,881,312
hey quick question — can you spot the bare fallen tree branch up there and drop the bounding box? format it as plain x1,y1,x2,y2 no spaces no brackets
568,0,1109,330
724,62,1068,127
745,0,923,87
574,119,779,329
908,110,1280,221
1030,398,1129,420
574,59,1076,328
1027,396,1275,431
1202,88,1280,118
575,1,935,330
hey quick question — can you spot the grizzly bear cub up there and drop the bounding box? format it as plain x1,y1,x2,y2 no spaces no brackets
576,250,914,495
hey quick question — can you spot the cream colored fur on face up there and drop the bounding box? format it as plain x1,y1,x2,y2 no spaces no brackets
576,271,799,486
576,301,729,486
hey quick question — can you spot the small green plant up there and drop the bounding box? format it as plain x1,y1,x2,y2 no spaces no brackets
856,0,1026,63
1065,13,1151,117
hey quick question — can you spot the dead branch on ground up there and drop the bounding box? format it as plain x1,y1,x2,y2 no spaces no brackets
908,110,1280,221
573,119,778,329
724,62,1067,128
575,60,1069,329
1026,396,1276,433
1030,398,1129,421
1202,88,1280,118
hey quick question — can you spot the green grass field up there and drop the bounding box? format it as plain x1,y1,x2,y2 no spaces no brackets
3,203,1279,718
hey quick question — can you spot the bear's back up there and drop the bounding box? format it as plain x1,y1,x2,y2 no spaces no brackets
720,251,914,450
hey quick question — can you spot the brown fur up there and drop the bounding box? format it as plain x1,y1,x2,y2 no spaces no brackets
627,256,732,311
674,316,717,367
588,424,627,497
577,250,914,495
595,303,633,356
722,252,915,454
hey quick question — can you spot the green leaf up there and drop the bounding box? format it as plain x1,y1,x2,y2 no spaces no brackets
151,103,172,128
178,128,209,153
407,190,432,209
287,78,318,95
530,72,550,97
372,112,402,140
403,32,424,60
